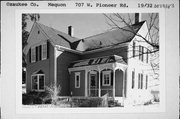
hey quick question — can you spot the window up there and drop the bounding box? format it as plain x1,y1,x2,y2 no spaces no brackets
138,73,143,89
31,47,36,63
31,73,45,91
146,49,149,63
138,73,140,89
102,71,111,86
139,45,144,62
132,70,135,89
39,75,45,90
75,72,80,88
29,42,48,63
42,43,47,60
142,46,144,62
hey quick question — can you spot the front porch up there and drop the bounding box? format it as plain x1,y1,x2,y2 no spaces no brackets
86,64,126,98
69,55,127,98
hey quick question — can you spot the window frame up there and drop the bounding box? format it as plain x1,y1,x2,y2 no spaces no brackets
102,70,111,86
31,74,45,92
75,72,80,88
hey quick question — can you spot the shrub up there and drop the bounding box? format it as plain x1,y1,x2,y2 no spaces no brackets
144,100,153,105
22,93,34,105
45,83,61,105
22,91,49,105
72,98,103,107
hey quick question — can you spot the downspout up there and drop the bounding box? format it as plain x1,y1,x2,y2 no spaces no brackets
54,46,64,88
54,47,57,87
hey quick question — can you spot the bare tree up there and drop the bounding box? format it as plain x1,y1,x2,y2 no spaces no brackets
22,14,40,83
104,13,159,79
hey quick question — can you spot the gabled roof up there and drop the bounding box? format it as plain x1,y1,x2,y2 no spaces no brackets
76,21,145,51
69,55,126,68
37,23,79,43
23,22,79,54
24,21,146,54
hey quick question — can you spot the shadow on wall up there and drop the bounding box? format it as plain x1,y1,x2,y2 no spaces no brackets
56,51,80,96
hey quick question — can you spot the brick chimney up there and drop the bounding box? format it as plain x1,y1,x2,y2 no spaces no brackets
68,26,74,37
135,13,141,24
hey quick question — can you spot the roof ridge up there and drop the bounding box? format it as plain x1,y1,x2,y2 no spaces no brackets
36,22,79,40
82,20,146,40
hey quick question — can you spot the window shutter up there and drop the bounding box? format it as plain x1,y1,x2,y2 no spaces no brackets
141,74,143,89
47,41,49,59
146,75,148,89
100,72,102,86
135,43,138,58
132,71,135,89
29,49,31,63
111,71,113,86
133,41,135,57
139,45,141,60
36,46,38,61
39,45,42,60
138,73,140,89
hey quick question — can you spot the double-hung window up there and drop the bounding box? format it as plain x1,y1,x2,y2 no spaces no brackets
75,72,80,88
138,73,143,89
139,45,144,62
31,73,45,91
102,71,111,86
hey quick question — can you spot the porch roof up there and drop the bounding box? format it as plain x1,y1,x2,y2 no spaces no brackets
69,55,126,68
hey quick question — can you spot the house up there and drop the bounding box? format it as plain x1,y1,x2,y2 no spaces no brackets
23,14,157,106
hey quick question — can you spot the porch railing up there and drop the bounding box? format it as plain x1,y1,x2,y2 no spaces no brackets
88,89,113,97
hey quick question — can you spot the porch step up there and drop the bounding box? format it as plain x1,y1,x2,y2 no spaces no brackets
114,97,124,106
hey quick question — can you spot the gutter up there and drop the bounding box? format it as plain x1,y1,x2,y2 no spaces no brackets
55,42,130,55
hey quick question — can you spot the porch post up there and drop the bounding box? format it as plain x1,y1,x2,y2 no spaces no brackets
98,66,101,97
122,70,126,97
113,69,115,98
85,70,88,97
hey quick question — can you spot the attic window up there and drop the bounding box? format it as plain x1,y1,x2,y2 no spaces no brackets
38,30,40,34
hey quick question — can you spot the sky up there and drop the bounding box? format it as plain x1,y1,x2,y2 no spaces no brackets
27,14,111,39
26,13,159,39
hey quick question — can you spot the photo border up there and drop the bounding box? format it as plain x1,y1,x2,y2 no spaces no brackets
15,8,165,114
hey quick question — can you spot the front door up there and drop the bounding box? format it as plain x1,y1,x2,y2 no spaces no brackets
89,73,98,97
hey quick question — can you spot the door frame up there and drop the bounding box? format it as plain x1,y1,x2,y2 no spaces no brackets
88,71,98,97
